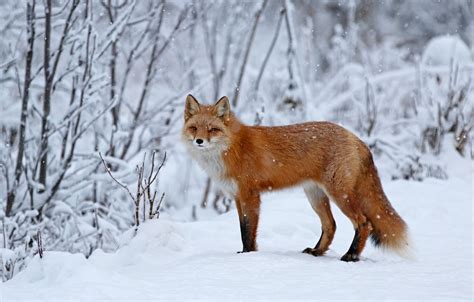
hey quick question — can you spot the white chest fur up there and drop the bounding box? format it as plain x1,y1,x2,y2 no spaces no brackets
188,148,237,198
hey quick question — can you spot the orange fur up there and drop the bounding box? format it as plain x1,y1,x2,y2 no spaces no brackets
182,95,409,261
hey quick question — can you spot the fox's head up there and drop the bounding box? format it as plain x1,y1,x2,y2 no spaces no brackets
182,94,233,153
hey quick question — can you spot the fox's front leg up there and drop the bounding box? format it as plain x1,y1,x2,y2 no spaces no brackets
235,190,261,253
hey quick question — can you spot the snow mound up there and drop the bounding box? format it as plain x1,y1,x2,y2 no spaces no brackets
421,35,472,66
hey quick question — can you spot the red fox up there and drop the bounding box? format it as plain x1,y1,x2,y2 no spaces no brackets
182,94,409,262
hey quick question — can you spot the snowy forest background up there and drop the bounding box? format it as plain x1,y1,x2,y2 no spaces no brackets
0,0,472,281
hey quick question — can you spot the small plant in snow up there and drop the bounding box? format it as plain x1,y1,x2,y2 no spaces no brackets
99,151,166,228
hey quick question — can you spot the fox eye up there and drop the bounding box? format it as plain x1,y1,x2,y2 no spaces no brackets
188,126,197,131
209,127,221,133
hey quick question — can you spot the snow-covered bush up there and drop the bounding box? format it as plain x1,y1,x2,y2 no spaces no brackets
421,35,471,67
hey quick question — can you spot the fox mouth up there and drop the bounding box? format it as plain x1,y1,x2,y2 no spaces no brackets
185,138,225,151
193,143,220,152
191,142,208,149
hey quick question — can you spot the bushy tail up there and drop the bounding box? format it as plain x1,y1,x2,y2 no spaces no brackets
361,162,411,258
366,199,411,258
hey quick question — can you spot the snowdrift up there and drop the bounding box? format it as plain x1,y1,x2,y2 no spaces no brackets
3,152,472,300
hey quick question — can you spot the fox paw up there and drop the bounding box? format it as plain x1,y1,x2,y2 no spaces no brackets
237,249,256,254
340,253,359,262
302,247,325,256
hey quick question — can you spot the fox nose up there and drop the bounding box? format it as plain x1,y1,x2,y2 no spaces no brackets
196,138,203,145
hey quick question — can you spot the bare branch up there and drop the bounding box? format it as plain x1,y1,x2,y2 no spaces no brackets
98,152,136,202
255,6,285,94
232,0,268,107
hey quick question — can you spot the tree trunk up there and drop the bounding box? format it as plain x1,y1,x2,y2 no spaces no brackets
5,0,36,216
106,0,118,157
38,0,52,192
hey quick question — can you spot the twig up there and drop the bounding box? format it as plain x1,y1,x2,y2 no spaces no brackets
154,193,165,219
98,152,135,202
37,229,43,258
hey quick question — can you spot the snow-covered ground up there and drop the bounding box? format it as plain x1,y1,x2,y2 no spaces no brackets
2,154,472,301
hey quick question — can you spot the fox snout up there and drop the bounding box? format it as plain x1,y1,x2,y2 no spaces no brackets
194,138,206,148
188,134,222,150
186,127,212,149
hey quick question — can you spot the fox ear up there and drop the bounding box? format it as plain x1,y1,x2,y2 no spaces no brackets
185,94,200,120
214,96,230,119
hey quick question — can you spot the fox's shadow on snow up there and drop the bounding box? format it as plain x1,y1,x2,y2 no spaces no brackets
190,250,380,265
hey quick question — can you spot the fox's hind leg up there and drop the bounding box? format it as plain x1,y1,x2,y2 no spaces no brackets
340,220,371,262
302,183,336,256
329,191,371,262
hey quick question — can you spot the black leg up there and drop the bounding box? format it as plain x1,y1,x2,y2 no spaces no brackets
238,215,254,253
314,231,324,250
341,229,360,262
302,231,325,256
235,193,260,253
